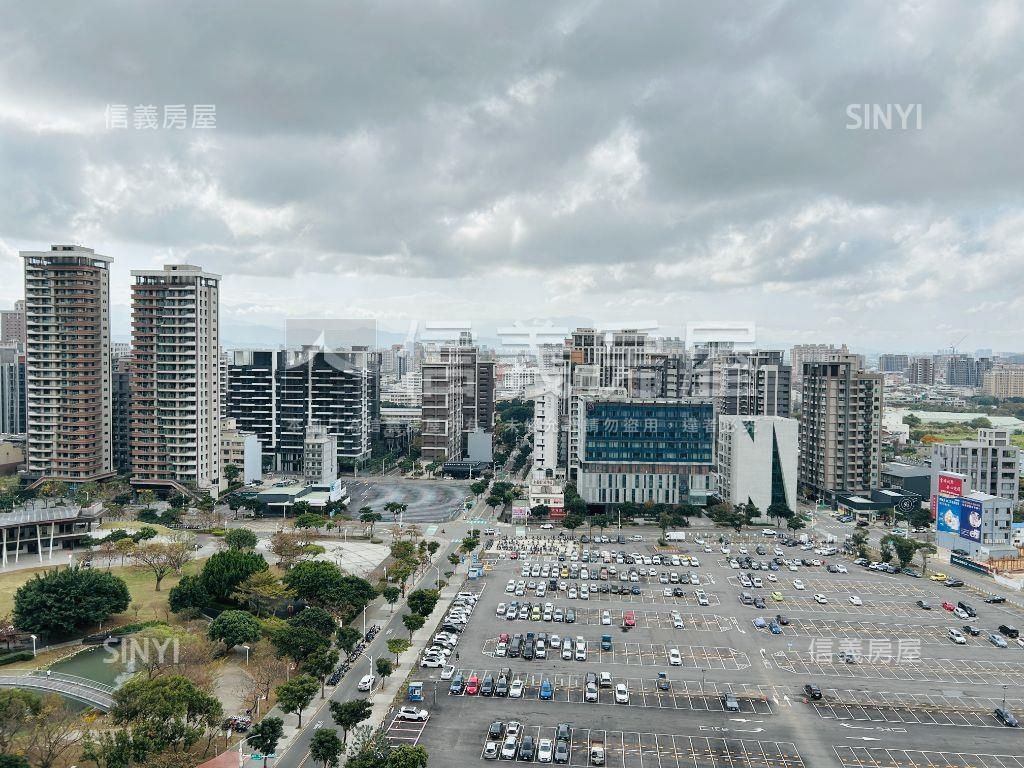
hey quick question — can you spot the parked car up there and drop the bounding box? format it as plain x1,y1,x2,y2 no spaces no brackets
396,707,428,721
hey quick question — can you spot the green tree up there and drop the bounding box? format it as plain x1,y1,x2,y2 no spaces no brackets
199,550,269,602
137,489,156,510
272,625,331,663
207,610,261,651
766,502,794,528
359,508,383,538
658,512,671,539
168,574,212,615
247,717,284,768
294,513,328,532
223,464,241,484
232,571,295,617
786,515,808,533
916,541,937,575
850,529,870,559
310,727,344,768
13,566,130,636
224,528,258,551
407,588,439,617
879,536,894,564
375,657,393,682
426,541,440,557
303,647,340,698
275,674,319,727
0,755,30,768
0,689,43,753
335,625,363,656
889,535,920,569
329,699,372,742
401,613,425,640
131,536,195,591
561,514,584,531
381,586,401,615
386,745,430,768
386,637,410,664
288,606,336,637
111,674,222,753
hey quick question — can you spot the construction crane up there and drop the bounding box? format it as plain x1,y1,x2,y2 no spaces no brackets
949,334,968,355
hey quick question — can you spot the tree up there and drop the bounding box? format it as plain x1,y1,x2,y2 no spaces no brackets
562,514,583,531
878,537,894,564
386,637,410,664
294,513,328,533
207,610,261,651
303,647,340,698
0,689,43,754
288,606,337,637
888,535,919,569
247,717,284,768
0,756,29,768
114,538,137,567
232,571,294,617
359,508,383,538
272,625,331,663
269,530,307,569
407,588,439,617
168,575,211,615
223,464,241,484
329,699,372,742
199,550,269,602
224,528,258,551
386,745,430,768
13,566,130,636
850,529,870,559
111,674,222,753
23,694,83,768
917,541,937,575
766,502,794,528
402,613,425,640
310,727,344,768
426,541,440,557
381,586,401,615
786,515,807,532
275,674,319,727
336,626,362,657
375,657,393,681
131,535,195,591
282,561,345,606
137,489,157,510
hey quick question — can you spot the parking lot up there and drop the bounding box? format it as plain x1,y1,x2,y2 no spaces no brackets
384,711,429,746
493,607,731,630
752,616,990,646
773,648,1024,685
726,576,929,597
480,728,805,768
479,640,750,669
834,746,1024,768
813,687,1024,728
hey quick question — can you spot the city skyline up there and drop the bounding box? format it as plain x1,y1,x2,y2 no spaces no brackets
2,2,1023,350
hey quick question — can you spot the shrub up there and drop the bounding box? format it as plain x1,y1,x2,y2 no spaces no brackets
0,651,34,666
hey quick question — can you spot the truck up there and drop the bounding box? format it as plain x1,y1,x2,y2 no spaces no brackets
666,531,687,542
590,740,605,765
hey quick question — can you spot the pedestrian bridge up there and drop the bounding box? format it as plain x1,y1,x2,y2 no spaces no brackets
0,671,115,710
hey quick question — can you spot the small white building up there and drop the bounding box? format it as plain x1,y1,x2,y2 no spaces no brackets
303,424,338,485
220,418,263,487
716,415,798,517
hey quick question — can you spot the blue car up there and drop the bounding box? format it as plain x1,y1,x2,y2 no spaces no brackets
768,621,782,635
539,679,553,700
752,617,767,629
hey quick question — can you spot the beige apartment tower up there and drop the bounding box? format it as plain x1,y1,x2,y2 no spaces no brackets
130,265,221,493
21,245,114,482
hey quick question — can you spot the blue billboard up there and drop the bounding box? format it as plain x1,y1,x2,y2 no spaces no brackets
936,495,960,535
959,497,983,542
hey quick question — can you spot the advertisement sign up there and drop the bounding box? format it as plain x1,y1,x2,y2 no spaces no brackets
937,473,964,497
511,503,530,522
958,497,983,542
936,495,960,535
930,494,937,521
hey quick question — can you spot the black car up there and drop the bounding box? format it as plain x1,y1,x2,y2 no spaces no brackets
565,609,576,623
481,676,495,696
753,597,766,609
916,600,932,610
999,624,1019,639
775,614,790,626
962,625,982,636
518,735,536,760
995,708,1020,727
449,675,465,694
985,595,1007,604
804,684,822,700
657,672,670,691
945,579,965,588
522,643,534,660
488,721,505,740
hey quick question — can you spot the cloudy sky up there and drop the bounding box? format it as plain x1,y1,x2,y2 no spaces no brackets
1,1,1022,353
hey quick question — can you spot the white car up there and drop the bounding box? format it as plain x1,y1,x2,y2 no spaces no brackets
509,679,525,698
601,611,612,625
615,683,630,703
835,564,848,573
668,648,682,666
848,596,863,606
484,741,500,760
663,587,673,597
672,615,684,629
396,707,428,721
948,628,967,645
440,665,455,680
421,656,446,668
953,607,969,619
793,579,805,590
788,564,799,572
766,573,778,583
729,559,740,569
536,738,553,763
540,523,554,529
500,736,518,760
357,674,375,691
813,594,829,604
738,546,748,555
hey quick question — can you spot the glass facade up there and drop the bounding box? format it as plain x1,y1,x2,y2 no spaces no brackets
584,401,714,464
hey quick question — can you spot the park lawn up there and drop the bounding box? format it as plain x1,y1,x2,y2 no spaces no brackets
0,557,207,625
1011,433,1024,449
98,520,176,535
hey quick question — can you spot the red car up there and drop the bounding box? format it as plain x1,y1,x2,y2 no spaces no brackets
623,612,636,628
465,675,480,695
942,601,955,611
510,552,519,559
498,633,510,644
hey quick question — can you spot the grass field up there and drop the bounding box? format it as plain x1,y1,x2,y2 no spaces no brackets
1012,433,1024,448
0,557,206,625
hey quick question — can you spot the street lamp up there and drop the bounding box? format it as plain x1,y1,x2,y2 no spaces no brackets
30,635,37,657
241,645,250,666
1003,684,1008,709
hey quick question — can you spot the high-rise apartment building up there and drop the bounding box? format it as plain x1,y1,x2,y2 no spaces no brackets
226,348,373,471
798,354,883,498
789,343,850,390
689,347,791,417
944,353,980,387
568,328,652,388
931,428,1019,505
907,356,935,385
0,344,26,434
21,245,114,482
129,265,221,492
421,345,495,462
878,354,910,374
982,364,1024,398
0,300,26,349
112,356,131,474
